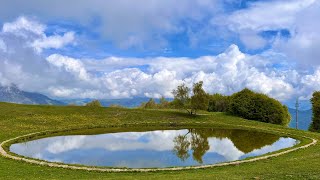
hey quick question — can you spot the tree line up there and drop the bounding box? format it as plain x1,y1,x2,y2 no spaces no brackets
310,92,320,132
140,81,291,126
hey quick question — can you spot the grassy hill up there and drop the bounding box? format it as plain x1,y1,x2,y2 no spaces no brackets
0,102,319,179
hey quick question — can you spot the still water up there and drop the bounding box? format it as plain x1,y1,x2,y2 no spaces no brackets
10,128,298,168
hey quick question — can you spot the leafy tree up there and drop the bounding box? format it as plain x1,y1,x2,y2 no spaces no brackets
208,93,230,112
228,88,290,125
172,83,192,114
85,100,102,107
190,81,209,115
310,91,320,131
144,98,157,109
159,96,170,109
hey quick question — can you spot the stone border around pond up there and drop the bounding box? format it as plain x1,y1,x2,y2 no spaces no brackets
0,124,317,172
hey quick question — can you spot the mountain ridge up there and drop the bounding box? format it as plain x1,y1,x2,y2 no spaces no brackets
0,85,64,105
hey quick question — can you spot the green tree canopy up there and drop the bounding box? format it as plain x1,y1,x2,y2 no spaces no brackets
144,98,157,109
191,81,209,115
172,83,191,114
228,88,290,125
208,93,230,112
85,100,102,107
310,91,320,131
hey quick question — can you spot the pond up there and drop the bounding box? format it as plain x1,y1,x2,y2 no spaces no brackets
10,128,298,168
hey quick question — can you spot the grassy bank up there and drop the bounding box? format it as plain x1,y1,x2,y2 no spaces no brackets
0,102,319,179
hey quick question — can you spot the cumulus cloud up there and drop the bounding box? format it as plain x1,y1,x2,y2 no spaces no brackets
2,16,75,53
0,16,320,101
0,0,222,49
47,54,90,81
273,1,320,65
223,0,320,66
3,16,46,37
0,0,319,70
32,32,75,53
227,0,315,32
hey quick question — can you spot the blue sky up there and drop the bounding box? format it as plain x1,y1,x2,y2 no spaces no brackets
0,0,319,103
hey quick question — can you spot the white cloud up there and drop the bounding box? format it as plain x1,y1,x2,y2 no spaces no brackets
2,16,46,37
0,16,320,101
239,31,267,50
47,54,90,81
223,0,320,66
273,1,320,65
32,31,75,53
2,16,75,53
0,0,222,49
227,0,315,32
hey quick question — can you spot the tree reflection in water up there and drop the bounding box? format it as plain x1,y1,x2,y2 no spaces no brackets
173,128,280,164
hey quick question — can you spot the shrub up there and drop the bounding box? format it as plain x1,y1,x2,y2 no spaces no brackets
309,91,320,131
85,100,102,107
227,88,290,125
109,104,124,108
143,98,157,109
159,96,170,109
207,94,230,112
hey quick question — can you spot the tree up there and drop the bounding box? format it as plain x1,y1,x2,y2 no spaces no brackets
228,88,290,125
172,83,192,114
85,100,102,107
190,81,209,115
310,91,320,131
207,93,230,112
144,98,157,109
159,96,169,109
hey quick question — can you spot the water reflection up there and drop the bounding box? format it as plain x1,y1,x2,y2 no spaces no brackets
10,128,298,168
172,129,283,163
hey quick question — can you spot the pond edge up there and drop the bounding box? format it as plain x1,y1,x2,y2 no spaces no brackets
0,123,317,172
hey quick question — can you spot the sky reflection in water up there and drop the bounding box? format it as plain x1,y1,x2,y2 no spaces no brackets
10,128,298,168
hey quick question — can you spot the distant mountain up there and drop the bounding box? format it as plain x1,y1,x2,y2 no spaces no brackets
61,97,172,108
1,86,313,130
0,85,64,105
288,108,312,130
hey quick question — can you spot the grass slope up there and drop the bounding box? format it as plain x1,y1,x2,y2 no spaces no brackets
0,102,319,179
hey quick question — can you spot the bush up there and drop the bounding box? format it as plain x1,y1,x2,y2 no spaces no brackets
159,96,170,109
227,88,290,125
309,91,320,131
207,94,230,112
85,100,102,107
109,104,124,108
142,98,157,109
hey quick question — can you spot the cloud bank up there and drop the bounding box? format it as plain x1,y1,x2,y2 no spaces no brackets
0,16,320,101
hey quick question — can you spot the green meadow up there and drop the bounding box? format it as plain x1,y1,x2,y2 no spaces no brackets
0,102,320,179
